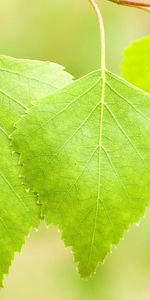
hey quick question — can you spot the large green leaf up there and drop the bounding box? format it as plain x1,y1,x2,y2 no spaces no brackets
0,55,73,286
12,70,150,278
121,36,150,93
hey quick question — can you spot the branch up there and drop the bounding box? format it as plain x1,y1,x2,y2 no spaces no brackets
108,0,150,12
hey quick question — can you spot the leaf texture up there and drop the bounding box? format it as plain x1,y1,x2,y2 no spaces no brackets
0,55,73,286
121,36,150,93
12,70,150,278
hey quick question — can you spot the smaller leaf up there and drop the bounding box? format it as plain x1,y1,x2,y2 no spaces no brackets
121,36,150,93
0,55,73,286
0,55,73,133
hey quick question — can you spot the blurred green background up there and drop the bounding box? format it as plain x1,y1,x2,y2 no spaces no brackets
0,0,150,299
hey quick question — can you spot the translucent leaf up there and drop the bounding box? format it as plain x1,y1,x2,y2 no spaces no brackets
121,36,150,93
0,55,73,286
12,70,150,278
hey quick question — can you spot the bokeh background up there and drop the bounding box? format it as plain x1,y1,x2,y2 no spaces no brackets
0,0,150,299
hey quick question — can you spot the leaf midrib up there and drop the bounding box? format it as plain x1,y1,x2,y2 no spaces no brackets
87,70,107,267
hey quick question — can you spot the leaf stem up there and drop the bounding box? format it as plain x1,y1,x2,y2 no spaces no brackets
89,0,106,73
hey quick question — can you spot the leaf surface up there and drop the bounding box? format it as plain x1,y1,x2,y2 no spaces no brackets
0,55,73,286
0,55,73,133
12,70,150,278
121,36,150,93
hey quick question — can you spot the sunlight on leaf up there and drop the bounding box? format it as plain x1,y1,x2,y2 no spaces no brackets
12,70,150,278
0,55,73,286
121,36,150,93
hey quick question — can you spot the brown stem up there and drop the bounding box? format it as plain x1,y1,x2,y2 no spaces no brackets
126,5,150,12
109,0,150,6
137,6,150,11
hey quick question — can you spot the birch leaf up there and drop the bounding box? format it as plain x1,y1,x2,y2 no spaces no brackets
121,36,150,93
12,70,150,278
0,55,73,286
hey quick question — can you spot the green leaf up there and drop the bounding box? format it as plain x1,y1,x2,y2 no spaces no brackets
0,55,73,133
0,55,73,286
0,131,39,287
12,70,150,278
121,36,150,93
